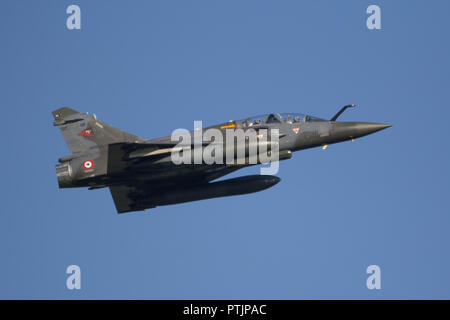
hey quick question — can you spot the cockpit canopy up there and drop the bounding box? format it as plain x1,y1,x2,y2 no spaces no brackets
239,113,325,127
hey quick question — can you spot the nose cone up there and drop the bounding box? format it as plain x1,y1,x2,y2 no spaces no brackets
352,122,392,137
238,175,280,190
224,175,281,194
333,122,391,140
262,175,281,187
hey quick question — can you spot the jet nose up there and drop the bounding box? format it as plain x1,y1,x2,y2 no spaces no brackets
352,122,392,136
332,122,392,140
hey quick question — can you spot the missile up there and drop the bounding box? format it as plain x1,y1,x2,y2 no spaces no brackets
136,175,280,208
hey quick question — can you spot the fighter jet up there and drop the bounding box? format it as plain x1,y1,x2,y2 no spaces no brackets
52,105,390,213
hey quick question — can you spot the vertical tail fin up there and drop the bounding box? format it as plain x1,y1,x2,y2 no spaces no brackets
52,107,143,154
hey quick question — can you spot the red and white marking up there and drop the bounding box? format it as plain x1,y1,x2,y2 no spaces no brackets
83,160,94,170
292,127,299,134
78,129,93,137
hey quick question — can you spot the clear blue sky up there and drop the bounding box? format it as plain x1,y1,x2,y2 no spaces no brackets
1,0,449,299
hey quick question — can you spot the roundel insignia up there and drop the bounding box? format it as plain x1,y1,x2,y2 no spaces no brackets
293,127,299,134
83,160,94,170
